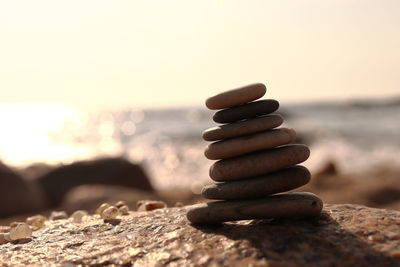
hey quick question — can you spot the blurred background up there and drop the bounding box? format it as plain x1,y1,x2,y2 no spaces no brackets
0,0,399,218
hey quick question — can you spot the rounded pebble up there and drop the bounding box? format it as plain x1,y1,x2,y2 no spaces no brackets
213,99,279,123
96,203,111,215
0,233,10,245
205,83,266,110
0,226,10,233
175,202,184,207
101,206,119,220
209,144,310,181
9,223,32,240
26,215,47,230
115,201,127,208
137,200,167,211
205,128,296,160
50,211,68,220
186,192,323,224
202,114,284,141
119,205,130,215
71,210,88,223
202,166,310,200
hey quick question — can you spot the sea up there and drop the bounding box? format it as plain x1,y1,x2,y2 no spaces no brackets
0,100,399,190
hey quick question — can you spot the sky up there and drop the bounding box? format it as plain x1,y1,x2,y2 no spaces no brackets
0,0,399,108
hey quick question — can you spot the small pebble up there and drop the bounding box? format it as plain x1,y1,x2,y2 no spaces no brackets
9,223,32,240
0,233,10,245
71,210,88,223
0,226,10,233
368,234,386,243
137,200,167,211
9,222,20,228
96,203,111,215
101,206,119,220
115,201,127,208
26,215,47,231
175,202,184,207
50,211,68,220
119,205,130,215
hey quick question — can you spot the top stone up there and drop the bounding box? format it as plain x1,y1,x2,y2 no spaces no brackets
205,83,266,110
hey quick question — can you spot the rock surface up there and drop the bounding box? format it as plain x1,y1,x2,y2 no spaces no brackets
0,204,399,266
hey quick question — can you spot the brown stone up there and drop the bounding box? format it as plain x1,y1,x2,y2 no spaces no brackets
137,200,167,211
37,157,154,207
186,192,323,224
204,128,296,160
209,144,310,182
213,99,279,123
0,162,47,218
202,166,311,200
205,83,266,110
0,233,9,245
202,114,284,141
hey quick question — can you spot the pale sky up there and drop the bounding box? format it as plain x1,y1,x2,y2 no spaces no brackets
1,0,399,108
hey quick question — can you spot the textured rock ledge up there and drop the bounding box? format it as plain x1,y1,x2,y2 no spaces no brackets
0,204,399,266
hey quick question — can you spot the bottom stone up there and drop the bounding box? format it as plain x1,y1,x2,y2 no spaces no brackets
186,192,323,224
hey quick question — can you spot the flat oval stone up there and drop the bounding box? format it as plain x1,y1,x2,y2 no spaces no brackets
204,128,296,160
209,144,310,182
202,166,310,200
205,83,266,110
186,192,323,224
213,100,279,124
202,114,284,141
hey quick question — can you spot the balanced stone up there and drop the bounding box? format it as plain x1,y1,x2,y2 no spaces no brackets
187,83,323,225
202,166,310,200
209,144,310,182
202,114,284,141
213,99,279,123
204,128,296,160
187,192,323,224
205,83,266,110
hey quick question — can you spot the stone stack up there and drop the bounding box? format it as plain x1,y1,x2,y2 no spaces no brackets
187,83,323,224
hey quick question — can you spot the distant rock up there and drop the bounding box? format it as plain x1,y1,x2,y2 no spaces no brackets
0,204,398,266
306,167,400,211
314,160,339,177
347,96,400,109
0,162,47,218
19,162,54,180
36,158,154,207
